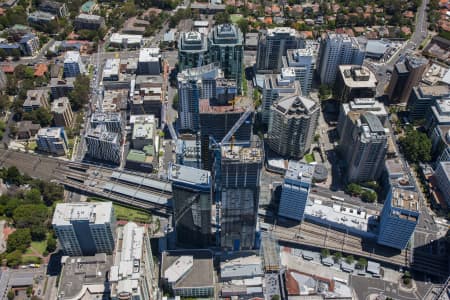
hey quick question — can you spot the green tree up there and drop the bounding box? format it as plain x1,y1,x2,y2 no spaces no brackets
345,255,354,264
361,190,377,203
26,286,32,297
271,295,280,300
23,107,53,127
31,226,47,241
357,257,367,269
333,252,342,263
7,289,15,300
42,182,63,206
319,84,331,100
69,75,90,110
399,129,432,163
6,166,23,185
215,12,231,24
13,204,48,229
0,94,11,112
321,248,330,258
0,48,7,60
346,183,362,196
172,94,178,110
11,48,21,61
46,236,57,253
7,228,31,252
237,18,249,36
24,188,42,204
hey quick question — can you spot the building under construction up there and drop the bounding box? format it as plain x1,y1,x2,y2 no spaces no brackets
199,98,253,170
168,163,212,247
213,140,263,250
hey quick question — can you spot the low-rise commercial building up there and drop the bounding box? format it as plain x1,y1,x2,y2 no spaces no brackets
109,33,143,49
137,48,161,75
110,222,157,300
161,250,215,297
58,254,112,300
39,0,68,17
74,13,105,30
50,77,75,99
63,51,85,78
23,89,49,112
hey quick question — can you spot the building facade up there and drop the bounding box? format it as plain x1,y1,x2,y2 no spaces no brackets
335,65,377,102
36,127,69,156
178,31,209,71
168,163,212,247
387,55,428,104
177,63,236,131
23,89,49,112
85,124,122,165
137,48,161,75
213,142,263,250
256,27,303,73
261,67,299,124
51,97,74,127
407,85,449,121
208,24,244,94
268,95,319,159
340,112,387,183
199,99,252,170
74,13,105,30
378,188,419,250
278,161,314,221
283,42,318,95
52,202,116,256
63,51,85,78
317,33,366,85
433,161,450,206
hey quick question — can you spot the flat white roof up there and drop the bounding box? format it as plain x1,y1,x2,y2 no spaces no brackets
110,33,143,44
139,48,160,62
305,200,372,233
52,202,113,226
164,256,193,283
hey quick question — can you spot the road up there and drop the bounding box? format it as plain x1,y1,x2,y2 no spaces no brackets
375,0,429,96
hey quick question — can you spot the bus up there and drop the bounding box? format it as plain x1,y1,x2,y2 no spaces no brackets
331,195,345,202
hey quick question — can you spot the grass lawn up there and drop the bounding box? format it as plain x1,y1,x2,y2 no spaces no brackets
88,197,152,223
27,141,37,151
22,256,42,264
230,14,243,23
304,153,315,163
25,239,48,255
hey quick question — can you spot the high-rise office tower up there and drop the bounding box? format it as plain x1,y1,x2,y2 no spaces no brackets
199,99,252,170
340,112,387,183
177,63,237,132
261,67,300,124
85,124,122,165
209,24,244,94
137,48,161,75
52,202,116,256
317,33,366,85
213,142,263,250
268,94,319,159
387,54,428,104
278,161,314,221
283,41,319,95
337,98,388,137
256,27,303,73
335,65,377,102
407,85,449,121
168,163,212,247
378,188,419,250
178,31,209,71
